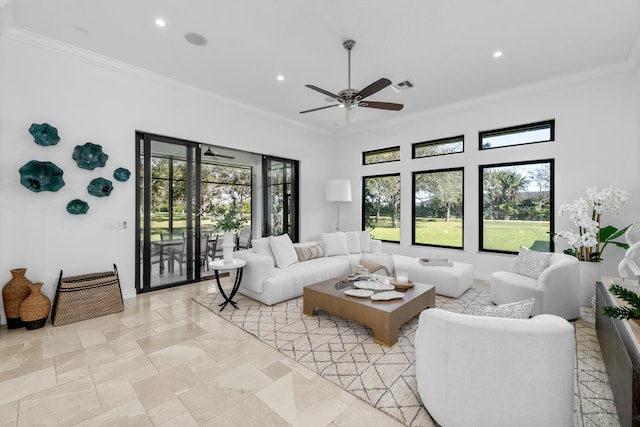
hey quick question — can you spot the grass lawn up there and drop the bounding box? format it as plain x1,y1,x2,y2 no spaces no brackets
414,218,462,247
368,217,549,251
483,220,550,252
149,213,214,241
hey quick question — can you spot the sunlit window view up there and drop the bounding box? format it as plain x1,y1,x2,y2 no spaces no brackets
480,159,553,253
363,174,400,242
480,120,554,150
363,146,400,165
413,168,464,248
413,135,464,158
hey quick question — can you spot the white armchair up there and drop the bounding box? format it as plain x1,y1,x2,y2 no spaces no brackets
491,252,580,320
415,308,575,427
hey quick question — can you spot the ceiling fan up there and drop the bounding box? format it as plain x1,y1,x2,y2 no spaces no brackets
300,39,403,122
203,146,234,159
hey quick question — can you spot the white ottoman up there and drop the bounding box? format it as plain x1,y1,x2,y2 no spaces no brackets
393,255,473,298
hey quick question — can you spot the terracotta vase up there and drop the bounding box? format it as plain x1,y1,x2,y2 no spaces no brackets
2,268,32,329
19,283,50,330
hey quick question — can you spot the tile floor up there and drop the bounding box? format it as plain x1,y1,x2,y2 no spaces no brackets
0,279,403,426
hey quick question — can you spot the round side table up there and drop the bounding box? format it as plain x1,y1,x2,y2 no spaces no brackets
210,258,247,311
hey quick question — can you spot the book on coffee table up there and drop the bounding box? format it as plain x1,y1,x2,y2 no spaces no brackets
419,258,453,267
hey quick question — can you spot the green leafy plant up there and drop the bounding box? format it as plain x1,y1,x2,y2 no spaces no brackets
201,202,245,233
602,283,640,320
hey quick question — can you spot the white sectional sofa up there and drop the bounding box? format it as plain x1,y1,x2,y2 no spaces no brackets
234,231,382,306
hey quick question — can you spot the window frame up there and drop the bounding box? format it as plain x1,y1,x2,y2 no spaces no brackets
478,158,554,254
362,173,401,243
412,167,464,249
362,146,401,165
479,119,555,151
412,135,464,159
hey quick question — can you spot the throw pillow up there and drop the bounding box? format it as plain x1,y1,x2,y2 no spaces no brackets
252,237,276,266
295,242,325,261
345,231,362,254
269,234,298,268
359,230,372,253
513,246,553,279
321,232,349,256
359,253,394,276
472,298,535,319
471,298,535,319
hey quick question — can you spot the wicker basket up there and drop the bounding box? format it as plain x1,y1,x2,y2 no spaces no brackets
51,264,124,326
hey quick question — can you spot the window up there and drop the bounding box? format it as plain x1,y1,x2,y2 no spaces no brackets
363,174,400,242
201,162,252,233
363,146,400,165
413,168,464,248
413,135,464,158
479,120,554,150
479,159,554,253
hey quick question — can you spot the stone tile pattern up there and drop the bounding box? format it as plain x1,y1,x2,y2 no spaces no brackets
0,281,404,426
197,286,619,427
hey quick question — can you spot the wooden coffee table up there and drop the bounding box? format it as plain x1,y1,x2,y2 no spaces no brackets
303,277,435,346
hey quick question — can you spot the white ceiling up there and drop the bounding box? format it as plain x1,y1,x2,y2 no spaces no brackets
5,0,640,135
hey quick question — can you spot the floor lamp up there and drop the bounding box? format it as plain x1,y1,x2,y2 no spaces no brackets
325,179,352,232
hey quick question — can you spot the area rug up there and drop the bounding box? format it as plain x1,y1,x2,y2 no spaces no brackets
194,286,619,426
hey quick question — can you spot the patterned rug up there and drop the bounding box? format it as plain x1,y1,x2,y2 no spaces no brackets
194,285,619,426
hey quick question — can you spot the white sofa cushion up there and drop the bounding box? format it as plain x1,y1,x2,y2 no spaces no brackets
252,237,276,266
345,231,362,254
359,230,372,252
321,232,349,256
270,234,298,268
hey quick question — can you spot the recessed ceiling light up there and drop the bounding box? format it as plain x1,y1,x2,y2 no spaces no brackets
493,51,503,58
185,32,208,46
277,75,285,81
155,18,166,27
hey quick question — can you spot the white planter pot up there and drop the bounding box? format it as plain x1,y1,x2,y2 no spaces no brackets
579,261,601,307
222,231,234,264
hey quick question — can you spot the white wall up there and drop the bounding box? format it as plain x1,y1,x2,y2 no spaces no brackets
332,67,640,280
1,29,638,325
0,30,334,316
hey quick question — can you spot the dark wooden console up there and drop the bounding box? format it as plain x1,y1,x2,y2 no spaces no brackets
595,279,640,427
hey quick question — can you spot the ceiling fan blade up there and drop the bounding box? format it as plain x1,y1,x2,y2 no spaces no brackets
300,104,341,114
360,101,404,111
305,85,340,99
358,78,392,100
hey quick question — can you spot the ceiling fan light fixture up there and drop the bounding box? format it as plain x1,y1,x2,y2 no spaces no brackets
299,38,404,122
345,106,356,123
204,147,214,156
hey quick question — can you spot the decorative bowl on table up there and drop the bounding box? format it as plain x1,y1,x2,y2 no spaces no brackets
344,289,374,298
371,290,405,301
391,280,414,292
354,281,395,291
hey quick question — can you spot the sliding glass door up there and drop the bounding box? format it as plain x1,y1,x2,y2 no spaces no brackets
262,156,299,241
137,133,207,292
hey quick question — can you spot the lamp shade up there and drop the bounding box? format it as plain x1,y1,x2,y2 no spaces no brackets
325,179,352,202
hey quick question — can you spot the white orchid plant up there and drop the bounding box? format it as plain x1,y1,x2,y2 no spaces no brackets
554,186,632,262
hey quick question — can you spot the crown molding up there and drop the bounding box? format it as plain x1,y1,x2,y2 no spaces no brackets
4,27,334,138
